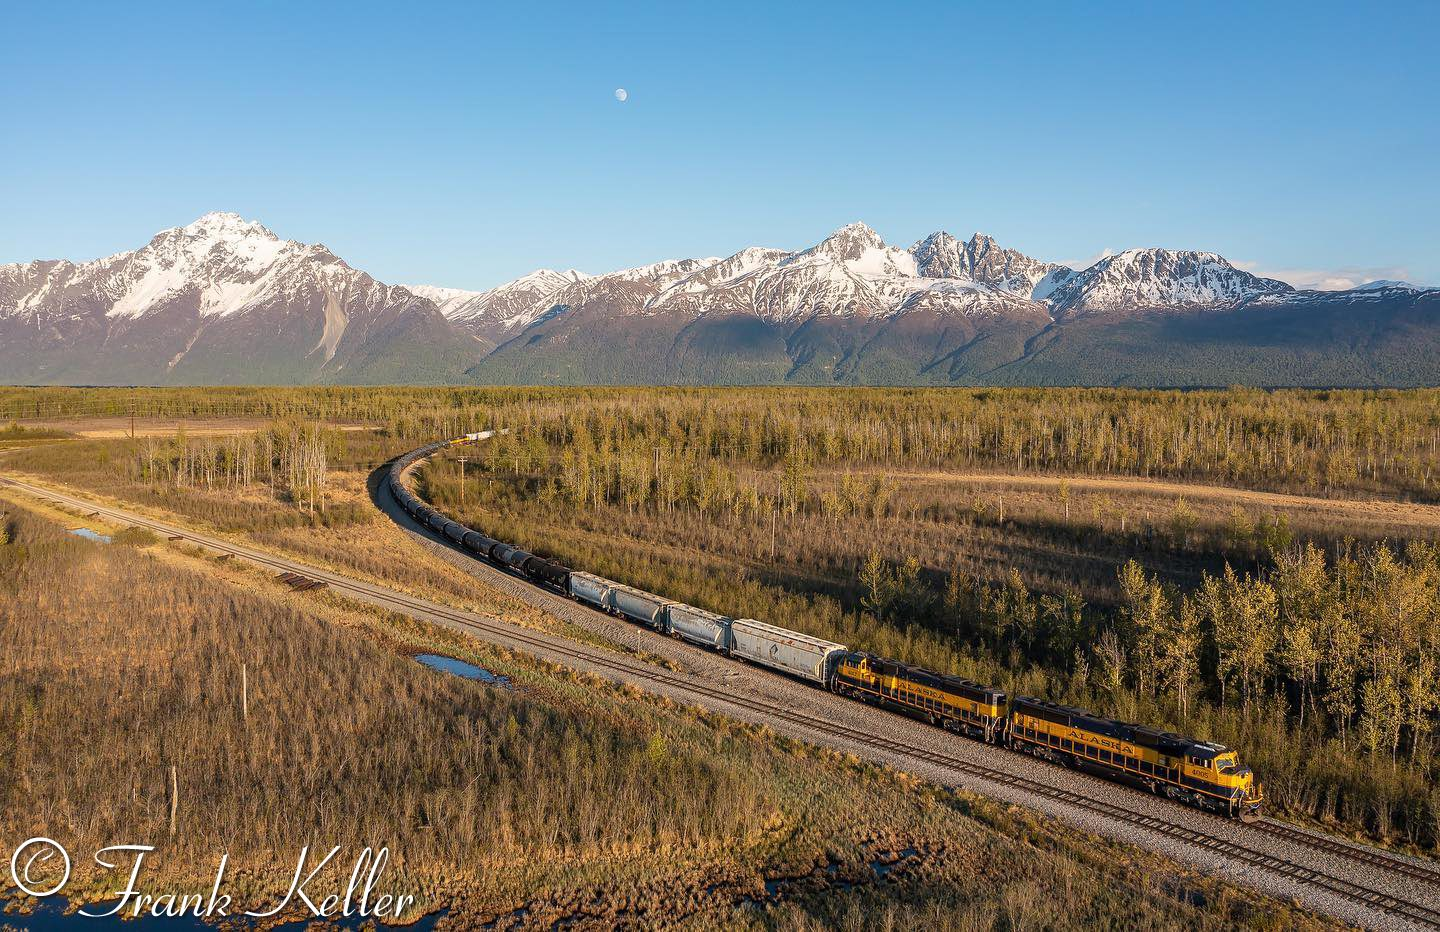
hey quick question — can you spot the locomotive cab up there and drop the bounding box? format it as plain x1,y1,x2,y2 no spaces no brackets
1186,745,1263,821
1211,750,1264,821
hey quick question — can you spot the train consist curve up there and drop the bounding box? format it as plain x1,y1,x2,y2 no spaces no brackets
391,434,1265,822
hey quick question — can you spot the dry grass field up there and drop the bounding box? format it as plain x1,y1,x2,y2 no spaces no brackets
3,385,1439,918
0,498,1335,930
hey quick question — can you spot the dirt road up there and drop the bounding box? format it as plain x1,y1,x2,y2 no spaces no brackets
901,469,1440,530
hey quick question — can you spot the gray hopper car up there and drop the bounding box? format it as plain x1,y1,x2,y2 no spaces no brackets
665,603,732,650
729,617,847,685
568,571,614,610
608,584,674,630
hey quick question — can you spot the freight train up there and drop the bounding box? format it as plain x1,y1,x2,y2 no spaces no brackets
388,435,1265,822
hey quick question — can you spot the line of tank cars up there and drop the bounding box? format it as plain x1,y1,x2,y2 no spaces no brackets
390,435,1264,821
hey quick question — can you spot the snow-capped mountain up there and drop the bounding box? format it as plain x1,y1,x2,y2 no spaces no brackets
408,268,589,345
911,231,1076,301
642,223,1052,323
4,212,1436,386
407,258,726,340
529,257,722,320
1352,280,1436,292
1047,248,1293,317
0,212,479,384
2,212,313,323
648,222,924,321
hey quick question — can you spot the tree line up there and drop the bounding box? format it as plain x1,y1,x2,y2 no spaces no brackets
8,385,1440,499
859,537,1440,768
515,387,1440,500
128,423,335,514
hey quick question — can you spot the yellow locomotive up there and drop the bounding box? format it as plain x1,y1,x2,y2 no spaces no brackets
833,652,1008,743
1007,696,1264,820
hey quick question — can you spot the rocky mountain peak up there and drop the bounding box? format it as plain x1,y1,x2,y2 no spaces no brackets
804,221,888,262
178,210,278,239
910,230,1073,301
0,211,476,384
911,231,965,278
1048,247,1294,316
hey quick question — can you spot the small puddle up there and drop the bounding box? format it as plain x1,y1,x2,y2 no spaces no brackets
415,654,511,688
871,846,919,879
68,527,112,544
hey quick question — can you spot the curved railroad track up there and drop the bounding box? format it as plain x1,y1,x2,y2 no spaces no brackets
5,465,1440,930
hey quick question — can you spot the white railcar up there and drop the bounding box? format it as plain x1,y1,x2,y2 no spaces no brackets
729,618,847,685
568,571,614,610
608,584,675,630
665,603,733,650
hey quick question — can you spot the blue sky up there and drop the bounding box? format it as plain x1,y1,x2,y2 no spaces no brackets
3,1,1436,290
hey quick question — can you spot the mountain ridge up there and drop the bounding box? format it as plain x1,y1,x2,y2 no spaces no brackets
3,213,1436,387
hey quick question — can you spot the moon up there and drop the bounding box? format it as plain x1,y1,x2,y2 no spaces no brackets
614,88,628,103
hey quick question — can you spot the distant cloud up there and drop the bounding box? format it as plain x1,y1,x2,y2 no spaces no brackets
1060,248,1116,270
1233,260,1415,291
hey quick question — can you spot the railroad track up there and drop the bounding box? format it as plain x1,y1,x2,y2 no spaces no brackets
6,473,1440,929
1250,819,1440,888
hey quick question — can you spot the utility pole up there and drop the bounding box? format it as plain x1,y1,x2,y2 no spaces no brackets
129,388,136,440
457,455,467,509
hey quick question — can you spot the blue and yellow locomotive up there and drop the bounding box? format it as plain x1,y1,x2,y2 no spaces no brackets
1007,696,1264,821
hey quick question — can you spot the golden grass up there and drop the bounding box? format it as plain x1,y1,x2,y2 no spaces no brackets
0,501,1337,929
